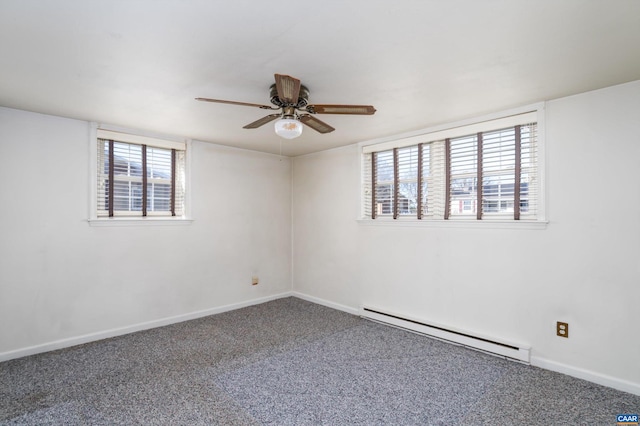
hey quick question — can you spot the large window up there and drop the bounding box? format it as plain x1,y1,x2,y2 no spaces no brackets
363,111,539,221
95,129,186,218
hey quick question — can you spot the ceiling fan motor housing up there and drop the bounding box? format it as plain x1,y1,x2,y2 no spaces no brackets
269,84,309,109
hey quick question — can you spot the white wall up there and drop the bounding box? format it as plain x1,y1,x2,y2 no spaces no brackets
292,80,640,394
292,146,362,311
0,107,291,357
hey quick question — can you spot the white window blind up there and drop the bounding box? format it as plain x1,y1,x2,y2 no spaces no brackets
96,131,186,218
373,150,394,217
482,128,516,216
448,134,479,218
362,152,373,218
427,141,447,219
396,146,419,217
519,124,538,219
362,112,539,222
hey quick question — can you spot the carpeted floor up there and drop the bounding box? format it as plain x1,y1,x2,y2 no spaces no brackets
1,297,638,425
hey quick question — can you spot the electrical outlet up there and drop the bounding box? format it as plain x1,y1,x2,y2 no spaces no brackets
556,321,569,338
251,276,259,286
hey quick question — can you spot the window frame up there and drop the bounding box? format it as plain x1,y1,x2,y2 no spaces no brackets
359,104,547,229
88,123,192,226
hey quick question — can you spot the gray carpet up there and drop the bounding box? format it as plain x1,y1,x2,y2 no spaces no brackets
1,297,638,425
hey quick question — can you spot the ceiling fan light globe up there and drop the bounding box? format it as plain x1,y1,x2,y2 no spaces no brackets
274,118,303,139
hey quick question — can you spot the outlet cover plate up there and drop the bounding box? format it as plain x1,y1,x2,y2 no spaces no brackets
556,321,569,338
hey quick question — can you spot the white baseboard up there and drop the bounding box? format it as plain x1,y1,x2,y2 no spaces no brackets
290,291,360,316
0,291,293,363
531,356,640,396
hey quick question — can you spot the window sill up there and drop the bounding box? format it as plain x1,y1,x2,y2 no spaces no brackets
88,217,194,227
357,218,548,230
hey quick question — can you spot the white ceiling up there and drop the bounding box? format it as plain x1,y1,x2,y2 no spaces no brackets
1,1,639,156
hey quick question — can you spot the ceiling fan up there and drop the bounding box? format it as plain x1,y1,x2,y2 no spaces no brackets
196,74,376,139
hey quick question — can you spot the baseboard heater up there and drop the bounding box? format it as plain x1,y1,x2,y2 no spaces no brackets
361,306,530,363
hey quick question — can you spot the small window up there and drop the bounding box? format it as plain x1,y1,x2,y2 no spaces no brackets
95,129,186,218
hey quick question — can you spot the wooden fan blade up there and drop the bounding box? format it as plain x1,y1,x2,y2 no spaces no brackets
274,74,301,105
243,114,281,129
196,97,275,109
306,104,376,115
299,114,335,134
